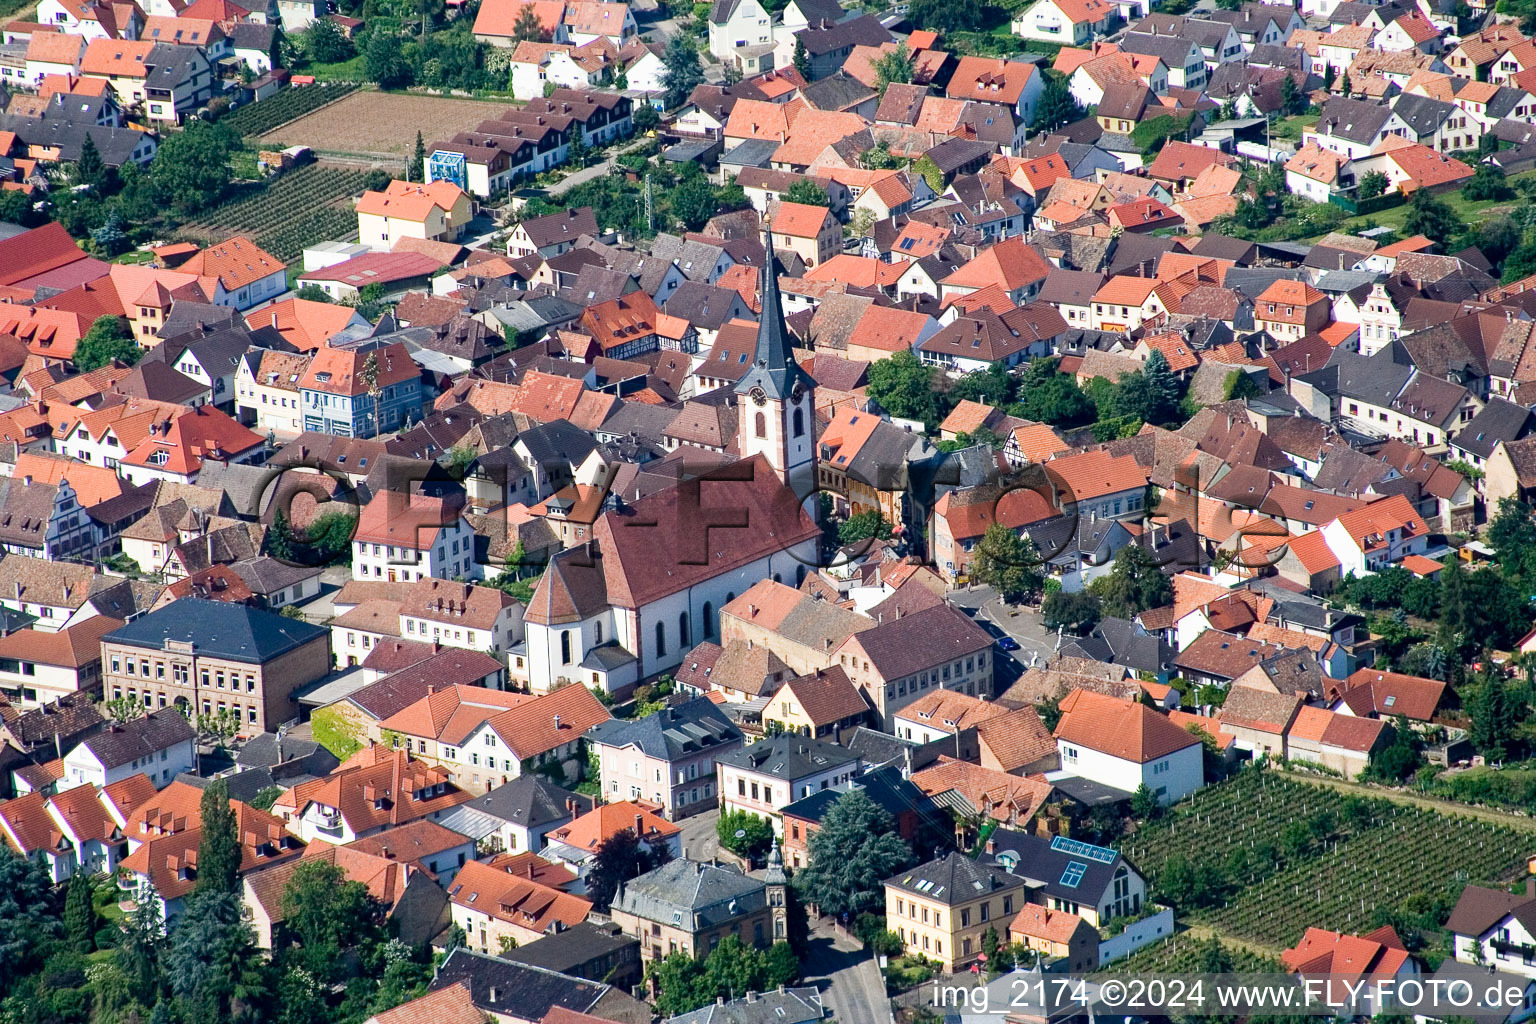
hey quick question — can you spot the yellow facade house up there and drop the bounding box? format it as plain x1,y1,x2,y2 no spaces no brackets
885,851,1026,972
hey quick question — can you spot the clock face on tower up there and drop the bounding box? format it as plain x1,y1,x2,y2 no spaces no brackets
750,387,768,406
791,382,806,403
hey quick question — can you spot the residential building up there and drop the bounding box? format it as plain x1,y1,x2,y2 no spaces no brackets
610,855,783,961
543,800,681,892
832,602,994,725
0,616,122,707
356,180,474,252
983,829,1147,927
760,666,870,739
885,851,1026,972
273,744,474,844
351,492,476,583
1053,689,1203,803
449,854,594,951
771,201,841,269
299,341,423,438
586,697,744,819
60,708,195,790
715,733,861,833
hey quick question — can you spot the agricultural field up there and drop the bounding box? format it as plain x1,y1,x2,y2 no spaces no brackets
259,91,510,157
182,164,373,262
223,82,359,138
1120,770,1531,950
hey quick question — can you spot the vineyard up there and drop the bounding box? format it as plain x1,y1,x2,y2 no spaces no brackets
182,165,371,262
1100,934,1282,975
1119,770,1533,950
223,82,359,138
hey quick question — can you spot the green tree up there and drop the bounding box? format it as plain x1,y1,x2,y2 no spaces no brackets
1031,73,1086,134
1340,71,1351,96
717,809,774,860
866,350,939,428
1357,170,1388,199
1088,543,1171,619
765,940,800,987
567,127,592,168
981,925,1000,968
1137,348,1183,424
970,522,1045,602
670,174,717,231
661,32,704,109
861,140,897,170
1464,163,1514,201
511,1,548,40
0,846,59,996
784,179,830,206
585,825,671,911
1131,782,1159,820
279,859,380,980
1402,186,1463,246
1323,63,1335,91
151,120,233,215
793,789,913,917
366,31,414,88
117,890,164,996
1279,73,1300,114
73,314,139,371
648,953,712,1018
412,131,427,183
75,133,105,190
1468,665,1521,762
1041,589,1101,635
166,889,268,1024
838,509,893,546
0,188,43,227
907,0,983,32
1364,714,1423,783
195,778,240,895
912,154,945,194
304,16,353,62
295,283,333,303
92,208,130,257
1222,368,1263,401
63,872,96,955
1490,497,1536,581
1010,357,1095,426
792,38,810,80
634,103,660,132
872,41,914,95
949,361,1012,407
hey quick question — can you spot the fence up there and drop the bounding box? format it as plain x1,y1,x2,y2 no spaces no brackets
1328,190,1405,216
1098,907,1175,966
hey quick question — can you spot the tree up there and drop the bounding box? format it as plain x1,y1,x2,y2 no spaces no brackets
74,314,139,371
63,871,97,956
1131,783,1159,820
866,350,940,428
634,102,660,133
366,31,414,89
1222,368,1263,401
0,845,60,995
411,131,427,183
907,0,983,33
1402,186,1463,247
1088,544,1171,619
166,889,268,1024
1137,348,1182,424
1041,589,1102,636
279,860,379,980
872,41,914,95
1011,357,1095,426
792,38,810,80
1357,170,1389,199
585,826,670,911
661,32,704,109
1465,162,1515,201
1467,665,1520,762
152,120,233,215
717,809,774,861
1323,62,1335,91
670,174,716,231
76,133,105,190
1340,72,1351,96
648,953,712,1018
92,208,130,257
766,940,800,987
195,778,240,895
981,925,1000,968
784,179,830,207
970,523,1045,602
0,189,43,228
1490,497,1536,582
511,1,549,41
838,509,893,546
304,16,353,63
1365,714,1423,783
1279,72,1300,115
861,140,898,170
793,790,913,917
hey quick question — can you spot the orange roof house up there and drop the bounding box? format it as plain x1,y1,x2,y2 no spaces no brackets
181,237,285,306
249,298,367,353
474,0,567,40
546,799,680,853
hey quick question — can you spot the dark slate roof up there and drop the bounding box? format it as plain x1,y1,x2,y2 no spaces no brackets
668,989,825,1024
613,857,767,926
1392,92,1455,137
501,921,639,974
1452,396,1536,459
720,138,780,170
470,774,593,828
982,827,1139,904
779,764,946,831
585,696,742,760
1059,615,1175,675
714,733,858,780
842,725,947,772
430,949,625,1019
802,70,875,112
78,708,195,770
885,850,1023,904
103,597,328,664
517,419,599,464
1316,97,1397,145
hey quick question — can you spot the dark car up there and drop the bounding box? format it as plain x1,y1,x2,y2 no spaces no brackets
996,636,1020,651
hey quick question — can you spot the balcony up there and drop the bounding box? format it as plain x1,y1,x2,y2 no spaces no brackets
1491,939,1536,964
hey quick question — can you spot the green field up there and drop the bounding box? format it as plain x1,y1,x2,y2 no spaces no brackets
182,164,372,261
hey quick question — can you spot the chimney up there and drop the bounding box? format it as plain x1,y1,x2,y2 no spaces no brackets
634,812,644,836
553,712,562,731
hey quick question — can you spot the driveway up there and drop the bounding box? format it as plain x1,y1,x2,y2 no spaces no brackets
676,805,720,863
290,564,353,625
801,919,891,1024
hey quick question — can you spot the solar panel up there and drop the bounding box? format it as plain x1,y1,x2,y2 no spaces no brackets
1059,862,1086,888
1050,835,1117,864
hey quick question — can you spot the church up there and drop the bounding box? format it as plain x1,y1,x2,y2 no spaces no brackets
520,251,823,698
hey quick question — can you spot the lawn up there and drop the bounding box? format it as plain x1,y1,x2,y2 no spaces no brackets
1268,114,1315,143
1329,184,1531,238
112,250,155,265
302,55,367,82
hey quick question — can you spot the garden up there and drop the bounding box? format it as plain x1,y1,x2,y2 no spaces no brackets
181,165,379,262
1119,769,1532,951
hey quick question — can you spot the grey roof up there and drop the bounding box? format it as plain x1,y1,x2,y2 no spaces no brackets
0,115,152,166
227,557,323,596
77,709,195,770
665,280,752,330
1316,96,1397,145
1453,396,1536,459
1058,616,1175,675
430,949,639,1021
501,921,640,974
885,850,1022,904
103,597,328,664
803,70,875,112
1119,31,1202,65
720,138,779,170
733,248,814,403
585,696,742,760
714,733,859,780
1314,269,1381,295
516,419,599,464
1391,92,1455,137
228,21,274,49
145,43,203,90
1223,267,1307,303
467,774,593,829
431,802,510,843
1329,343,1415,407
612,857,768,929
983,828,1138,904
668,989,825,1024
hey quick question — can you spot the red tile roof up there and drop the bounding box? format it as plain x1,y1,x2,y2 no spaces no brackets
1054,688,1201,762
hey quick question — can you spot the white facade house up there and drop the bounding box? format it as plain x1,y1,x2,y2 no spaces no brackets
707,0,773,63
714,734,861,835
1053,691,1203,804
60,710,196,791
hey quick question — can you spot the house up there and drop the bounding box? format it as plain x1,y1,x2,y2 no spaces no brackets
507,40,613,100
1009,903,1100,971
1255,279,1331,341
1334,667,1445,722
1306,97,1416,159
0,616,121,708
473,0,571,45
779,764,944,869
299,340,423,438
508,207,601,259
234,349,314,437
1318,493,1428,575
60,708,195,790
1447,884,1536,979
983,829,1147,928
1053,689,1203,803
1285,142,1351,202
500,920,642,989
273,744,474,844
945,56,1045,125
715,733,861,833
1014,0,1117,47
610,856,784,961
449,855,594,951
832,603,995,726
892,688,1008,745
760,666,869,739
356,180,474,252
666,990,825,1024
707,0,772,65
771,201,841,269
364,981,487,1024
449,776,592,855
1281,926,1418,1014
181,236,287,310
542,799,681,892
885,851,1027,972
586,697,743,819
100,598,330,734
563,2,636,47
427,947,653,1024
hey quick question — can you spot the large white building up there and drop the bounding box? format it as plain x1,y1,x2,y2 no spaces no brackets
1052,690,1203,804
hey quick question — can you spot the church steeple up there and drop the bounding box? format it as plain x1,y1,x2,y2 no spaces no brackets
735,240,815,402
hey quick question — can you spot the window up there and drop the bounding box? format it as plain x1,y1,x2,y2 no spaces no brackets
560,630,573,664
792,407,805,437
679,612,690,648
654,621,666,657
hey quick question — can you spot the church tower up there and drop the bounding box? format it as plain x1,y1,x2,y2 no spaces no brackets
764,839,789,941
736,242,816,506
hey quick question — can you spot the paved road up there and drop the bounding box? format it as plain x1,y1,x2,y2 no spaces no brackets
801,919,891,1024
549,137,654,198
946,585,1058,695
676,805,721,863
291,564,353,625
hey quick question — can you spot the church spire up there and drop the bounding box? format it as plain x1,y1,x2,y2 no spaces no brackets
735,235,814,401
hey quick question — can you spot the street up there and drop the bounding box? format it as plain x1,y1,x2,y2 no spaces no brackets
946,585,1058,695
801,918,891,1024
676,804,720,863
